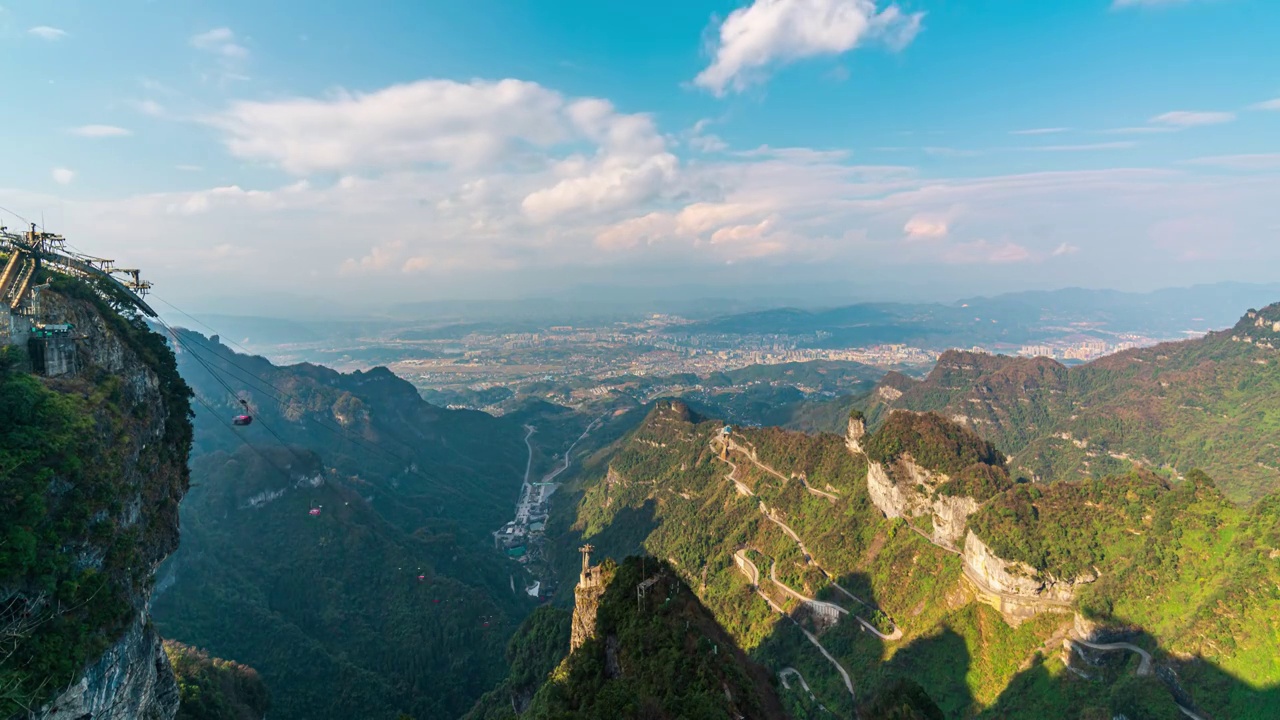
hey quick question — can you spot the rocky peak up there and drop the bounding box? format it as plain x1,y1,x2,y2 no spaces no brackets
1233,303,1280,349
846,410,867,454
569,546,611,652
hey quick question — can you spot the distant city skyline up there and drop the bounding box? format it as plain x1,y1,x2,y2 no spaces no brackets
1,0,1278,313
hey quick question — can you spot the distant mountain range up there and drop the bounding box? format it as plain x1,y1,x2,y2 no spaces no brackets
682,282,1280,349
861,301,1280,503
177,280,1280,351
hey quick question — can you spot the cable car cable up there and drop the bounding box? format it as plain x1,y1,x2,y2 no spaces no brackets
155,316,314,469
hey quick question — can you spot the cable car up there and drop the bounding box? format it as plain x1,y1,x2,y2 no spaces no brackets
232,399,252,426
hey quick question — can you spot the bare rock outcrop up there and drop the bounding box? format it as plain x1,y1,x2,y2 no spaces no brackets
864,457,980,550
959,531,1098,625
570,547,609,652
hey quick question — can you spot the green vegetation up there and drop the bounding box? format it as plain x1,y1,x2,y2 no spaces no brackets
865,410,1005,475
869,307,1280,503
963,466,1280,718
164,641,270,720
967,472,1169,579
547,397,1280,719
935,462,1014,502
523,557,787,719
463,606,572,720
153,442,527,720
0,279,193,717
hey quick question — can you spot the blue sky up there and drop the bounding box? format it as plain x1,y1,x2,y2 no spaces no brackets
0,0,1278,312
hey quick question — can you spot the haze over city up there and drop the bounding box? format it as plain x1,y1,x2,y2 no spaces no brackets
1,0,1278,315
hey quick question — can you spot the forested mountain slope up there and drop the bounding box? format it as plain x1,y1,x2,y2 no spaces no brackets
151,331,551,720
168,329,530,539
522,557,789,720
864,303,1280,503
540,400,1279,719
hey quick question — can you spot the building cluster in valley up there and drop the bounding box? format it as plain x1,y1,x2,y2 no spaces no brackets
1014,336,1149,362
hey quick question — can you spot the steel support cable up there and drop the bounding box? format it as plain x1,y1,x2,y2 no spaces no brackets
154,316,314,470
186,385,297,483
160,322,444,496
146,300,491,506
149,306,430,475
151,295,280,371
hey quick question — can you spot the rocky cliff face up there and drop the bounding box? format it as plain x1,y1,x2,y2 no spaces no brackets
570,564,608,653
958,532,1092,626
41,621,180,720
849,413,985,549
3,283,193,720
862,455,980,550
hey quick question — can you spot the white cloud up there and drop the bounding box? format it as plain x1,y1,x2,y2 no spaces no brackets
28,26,66,40
136,100,165,117
190,27,248,59
1252,98,1280,111
1102,126,1178,135
694,0,924,96
12,73,1280,305
70,125,132,138
520,99,678,222
210,79,570,175
51,167,75,185
686,119,729,153
1149,110,1236,127
341,240,404,274
736,145,851,163
1052,242,1080,256
923,146,981,158
903,214,949,240
210,79,680,224
1010,127,1069,136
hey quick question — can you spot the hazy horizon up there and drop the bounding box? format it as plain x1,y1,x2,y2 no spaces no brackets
2,0,1279,316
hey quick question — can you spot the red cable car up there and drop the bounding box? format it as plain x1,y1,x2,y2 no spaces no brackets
232,399,252,426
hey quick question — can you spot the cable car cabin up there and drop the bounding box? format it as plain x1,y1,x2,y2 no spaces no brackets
233,415,253,426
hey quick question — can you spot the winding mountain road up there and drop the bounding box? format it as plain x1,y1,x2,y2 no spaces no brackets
1073,639,1153,676
733,555,855,703
778,668,829,713
715,441,906,643
724,438,839,501
722,457,755,497
769,562,848,617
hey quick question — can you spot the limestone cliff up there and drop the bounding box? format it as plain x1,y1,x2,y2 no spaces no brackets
569,549,611,653
961,532,1091,603
959,531,1097,625
1,279,193,720
864,458,981,550
850,411,996,550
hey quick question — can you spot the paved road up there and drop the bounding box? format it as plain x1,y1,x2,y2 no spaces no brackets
725,438,839,501
769,561,848,617
733,557,854,703
716,448,907,642
733,549,760,586
539,415,603,486
722,457,755,497
1073,639,1153,676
